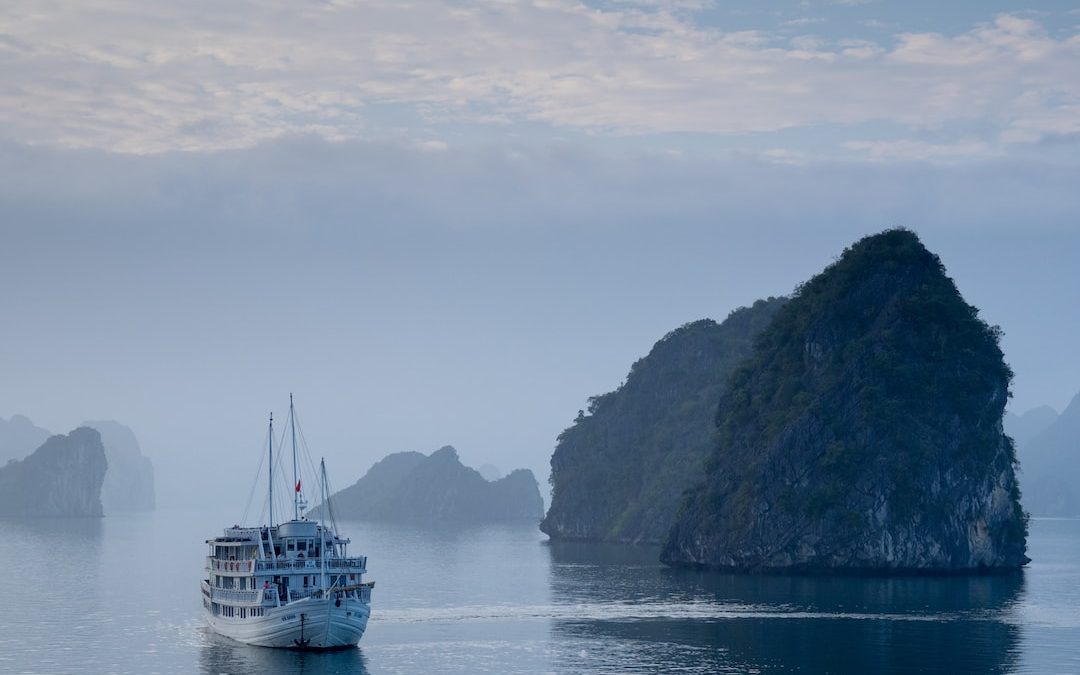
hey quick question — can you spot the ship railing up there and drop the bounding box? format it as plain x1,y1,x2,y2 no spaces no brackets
253,556,366,573
277,582,373,606
210,587,263,604
207,557,255,573
221,527,261,539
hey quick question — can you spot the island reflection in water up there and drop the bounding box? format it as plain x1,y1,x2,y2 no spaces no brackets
545,540,1024,675
195,523,1027,675
8,513,1077,675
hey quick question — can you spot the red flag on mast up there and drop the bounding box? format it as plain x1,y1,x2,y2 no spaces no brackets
295,480,301,493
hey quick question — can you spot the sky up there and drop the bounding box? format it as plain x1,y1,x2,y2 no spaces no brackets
2,0,1079,510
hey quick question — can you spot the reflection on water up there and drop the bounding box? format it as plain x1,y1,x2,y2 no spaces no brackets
546,540,1025,675
0,515,104,550
2,513,1078,674
199,632,369,675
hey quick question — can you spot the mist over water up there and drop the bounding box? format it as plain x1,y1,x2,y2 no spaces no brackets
2,512,1078,674
3,144,1080,512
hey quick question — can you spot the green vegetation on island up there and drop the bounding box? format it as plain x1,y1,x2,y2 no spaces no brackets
662,229,1028,571
541,298,786,544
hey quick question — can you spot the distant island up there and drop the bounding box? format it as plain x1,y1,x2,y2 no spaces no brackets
81,420,155,512
662,229,1028,572
1,415,154,513
1009,394,1080,517
314,446,544,524
0,414,52,465
541,298,785,544
0,427,107,517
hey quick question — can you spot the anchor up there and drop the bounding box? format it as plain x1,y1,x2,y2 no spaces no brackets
293,613,311,648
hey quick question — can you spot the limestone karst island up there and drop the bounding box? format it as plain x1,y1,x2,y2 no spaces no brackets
545,229,1029,573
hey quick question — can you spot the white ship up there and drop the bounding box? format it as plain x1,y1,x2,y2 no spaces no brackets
201,396,372,649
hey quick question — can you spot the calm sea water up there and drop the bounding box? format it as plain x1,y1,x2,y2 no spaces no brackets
1,510,1078,674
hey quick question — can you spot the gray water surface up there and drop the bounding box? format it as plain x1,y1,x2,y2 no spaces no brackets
1,511,1078,674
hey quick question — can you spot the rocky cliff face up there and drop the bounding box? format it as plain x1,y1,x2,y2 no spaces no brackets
541,298,785,544
317,446,544,523
663,229,1028,572
0,427,108,517
2,416,154,513
82,420,155,512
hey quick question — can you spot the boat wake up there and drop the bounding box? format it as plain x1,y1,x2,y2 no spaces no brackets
373,600,986,625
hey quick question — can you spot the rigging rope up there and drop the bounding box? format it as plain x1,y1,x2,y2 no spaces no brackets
239,423,271,526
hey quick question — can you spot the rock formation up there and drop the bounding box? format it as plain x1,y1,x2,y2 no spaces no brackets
478,464,503,481
1005,406,1058,449
541,298,786,544
0,414,51,466
82,420,155,512
1,416,155,513
0,427,108,517
663,229,1028,572
1013,393,1080,517
316,446,544,523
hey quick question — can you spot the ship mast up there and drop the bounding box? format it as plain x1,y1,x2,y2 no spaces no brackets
290,393,304,520
268,412,274,528
319,457,328,591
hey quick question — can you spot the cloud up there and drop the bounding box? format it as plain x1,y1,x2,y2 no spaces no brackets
0,3,1078,157
889,15,1057,65
842,139,994,162
782,17,826,27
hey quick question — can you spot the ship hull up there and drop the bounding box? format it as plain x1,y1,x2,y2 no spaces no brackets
206,596,370,649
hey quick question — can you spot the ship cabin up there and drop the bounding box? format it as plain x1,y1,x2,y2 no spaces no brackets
201,519,370,620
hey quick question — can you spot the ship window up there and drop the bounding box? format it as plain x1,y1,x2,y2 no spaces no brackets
298,540,307,551
287,541,295,551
